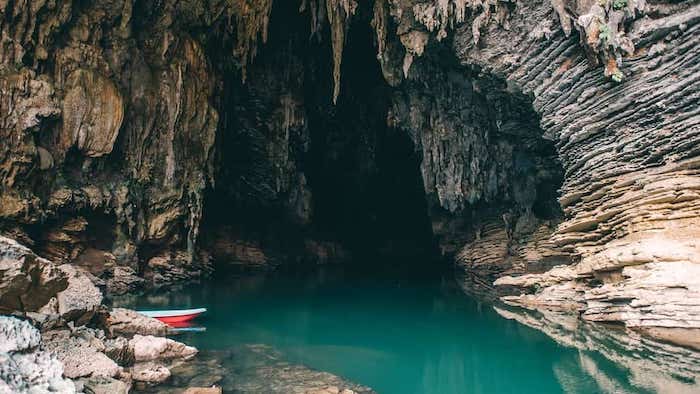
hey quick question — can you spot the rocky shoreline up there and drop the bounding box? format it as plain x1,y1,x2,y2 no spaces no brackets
0,235,203,393
0,235,376,393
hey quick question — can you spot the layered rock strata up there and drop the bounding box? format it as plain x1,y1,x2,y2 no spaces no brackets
0,0,698,350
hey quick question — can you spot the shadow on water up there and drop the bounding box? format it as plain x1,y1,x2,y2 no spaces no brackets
117,261,700,394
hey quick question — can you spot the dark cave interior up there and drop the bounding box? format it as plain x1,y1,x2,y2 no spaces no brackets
199,0,438,269
198,0,564,272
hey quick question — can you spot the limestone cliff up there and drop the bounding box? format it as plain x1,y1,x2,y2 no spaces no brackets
0,0,698,349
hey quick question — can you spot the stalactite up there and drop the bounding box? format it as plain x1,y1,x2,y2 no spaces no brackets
411,0,512,42
371,0,389,61
551,0,646,82
230,0,274,82
326,0,357,104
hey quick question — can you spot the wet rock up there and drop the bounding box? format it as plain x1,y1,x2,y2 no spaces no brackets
56,264,103,325
103,336,135,366
0,316,76,393
80,376,130,394
0,236,68,313
183,387,223,394
153,345,375,393
130,335,197,362
131,361,171,383
101,308,169,337
60,69,124,158
43,328,120,379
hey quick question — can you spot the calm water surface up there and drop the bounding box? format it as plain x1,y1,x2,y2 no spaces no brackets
121,263,699,394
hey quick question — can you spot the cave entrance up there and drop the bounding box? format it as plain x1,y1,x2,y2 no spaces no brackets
199,0,439,271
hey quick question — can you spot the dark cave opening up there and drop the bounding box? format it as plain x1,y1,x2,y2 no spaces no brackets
197,0,564,275
199,0,439,270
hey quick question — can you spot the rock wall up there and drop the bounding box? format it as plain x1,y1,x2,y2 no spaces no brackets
438,0,700,344
362,0,700,345
0,0,235,291
0,0,698,348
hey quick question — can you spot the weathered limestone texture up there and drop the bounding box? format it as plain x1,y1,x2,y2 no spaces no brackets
436,0,700,346
0,316,77,393
0,0,698,350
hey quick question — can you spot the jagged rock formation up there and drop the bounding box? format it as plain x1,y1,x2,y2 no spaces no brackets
0,0,698,350
0,236,199,392
0,236,67,313
0,316,77,393
442,0,700,347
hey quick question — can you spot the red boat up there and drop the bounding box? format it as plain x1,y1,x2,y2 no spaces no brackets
137,308,207,324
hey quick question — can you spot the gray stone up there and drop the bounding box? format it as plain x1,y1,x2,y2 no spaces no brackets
130,334,197,362
80,376,130,394
42,328,120,379
56,264,103,325
0,236,67,313
101,308,169,338
0,316,76,393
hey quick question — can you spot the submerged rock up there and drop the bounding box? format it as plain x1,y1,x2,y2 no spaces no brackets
79,376,130,394
156,344,375,394
131,361,171,383
183,387,223,394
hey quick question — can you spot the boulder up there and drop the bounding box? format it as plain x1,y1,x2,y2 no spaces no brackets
100,308,169,337
0,236,67,313
103,337,134,366
80,376,130,394
0,316,40,353
0,316,76,393
130,334,197,362
131,362,171,383
42,328,120,379
55,264,103,325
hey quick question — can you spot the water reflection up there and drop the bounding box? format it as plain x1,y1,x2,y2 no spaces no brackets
495,306,700,394
118,267,700,394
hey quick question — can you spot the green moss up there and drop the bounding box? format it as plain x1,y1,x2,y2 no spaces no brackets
612,0,627,10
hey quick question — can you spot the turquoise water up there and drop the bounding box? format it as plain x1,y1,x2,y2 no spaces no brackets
123,264,699,394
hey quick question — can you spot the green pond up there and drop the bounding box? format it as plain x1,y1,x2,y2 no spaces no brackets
121,263,700,394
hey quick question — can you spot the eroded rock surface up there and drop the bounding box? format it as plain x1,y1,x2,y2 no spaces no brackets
0,316,76,393
131,334,198,362
101,308,170,337
0,0,698,351
0,236,67,313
